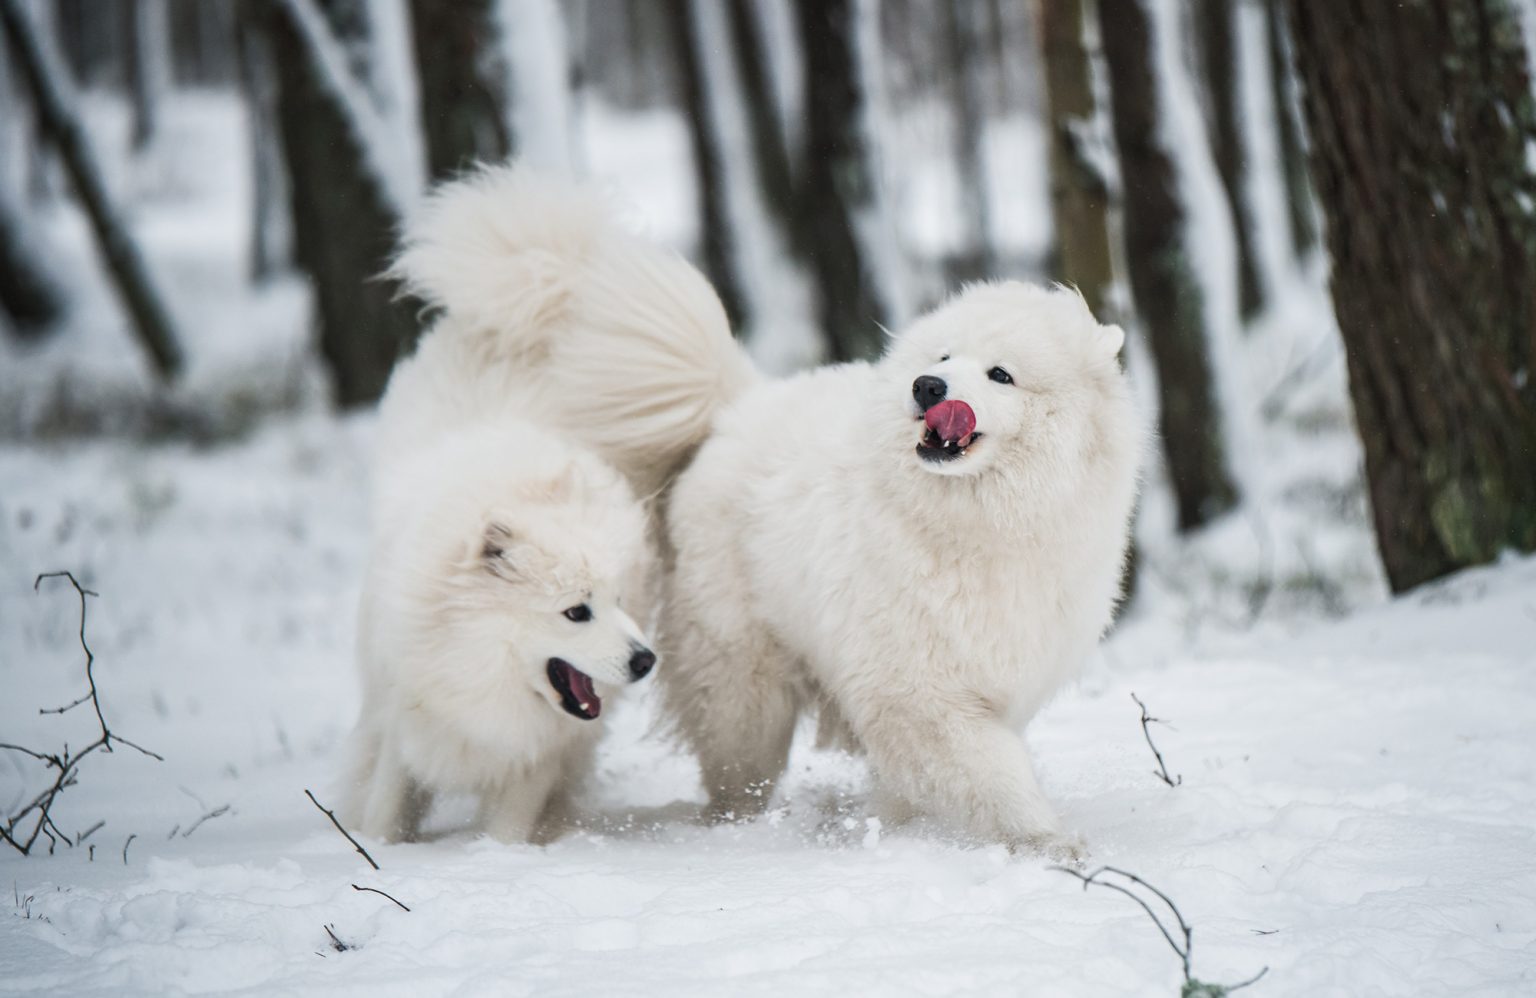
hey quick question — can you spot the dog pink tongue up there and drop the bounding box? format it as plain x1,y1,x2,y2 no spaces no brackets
568,668,601,718
924,399,976,442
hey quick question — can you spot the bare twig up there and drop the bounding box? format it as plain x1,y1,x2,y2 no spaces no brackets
180,805,231,838
1,574,163,856
322,923,351,952
1053,865,1269,996
122,833,136,865
352,883,410,912
75,819,105,845
304,789,379,870
1131,692,1182,788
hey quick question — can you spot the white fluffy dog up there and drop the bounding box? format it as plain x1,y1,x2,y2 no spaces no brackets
662,285,1141,853
342,168,743,844
367,166,1141,854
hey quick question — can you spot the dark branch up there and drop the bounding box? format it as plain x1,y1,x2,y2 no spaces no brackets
180,805,231,838
122,833,136,865
2,574,163,856
1052,865,1268,993
304,789,379,870
1131,692,1182,787
323,923,351,952
352,883,410,912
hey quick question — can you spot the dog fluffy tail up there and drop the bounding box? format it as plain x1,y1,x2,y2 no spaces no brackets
391,165,757,495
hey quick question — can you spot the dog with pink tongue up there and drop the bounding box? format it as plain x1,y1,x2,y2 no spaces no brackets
658,283,1142,855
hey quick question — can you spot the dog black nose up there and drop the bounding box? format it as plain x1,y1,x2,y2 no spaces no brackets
912,375,947,411
628,647,657,681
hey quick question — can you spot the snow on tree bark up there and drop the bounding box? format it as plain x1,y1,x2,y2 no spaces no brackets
1263,0,1316,261
942,0,994,281
235,2,292,283
1100,0,1237,531
1037,0,1116,321
1288,0,1536,592
1193,0,1264,322
665,0,748,330
0,0,183,379
257,0,421,407
409,0,515,181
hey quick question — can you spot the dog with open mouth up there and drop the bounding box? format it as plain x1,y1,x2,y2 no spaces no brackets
335,164,742,845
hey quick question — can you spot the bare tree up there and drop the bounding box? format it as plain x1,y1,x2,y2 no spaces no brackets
792,0,889,361
125,0,169,152
409,0,514,181
0,193,64,337
234,2,290,283
1036,0,1115,319
252,0,420,407
1288,0,1536,591
942,0,993,280
0,0,184,379
1099,0,1237,531
665,0,748,329
1263,0,1315,260
1192,0,1263,321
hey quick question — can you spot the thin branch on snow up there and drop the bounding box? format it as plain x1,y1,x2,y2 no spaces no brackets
1131,692,1183,788
303,789,380,870
180,805,231,838
352,883,410,912
323,923,351,952
122,834,136,865
0,573,162,857
1052,865,1269,995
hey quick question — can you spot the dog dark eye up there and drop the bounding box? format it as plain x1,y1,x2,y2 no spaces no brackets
988,366,1014,385
563,604,592,623
940,354,950,362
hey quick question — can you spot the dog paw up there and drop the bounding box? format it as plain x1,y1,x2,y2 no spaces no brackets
1012,830,1089,865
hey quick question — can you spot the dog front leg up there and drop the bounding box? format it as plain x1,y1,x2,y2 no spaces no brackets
479,763,563,844
854,699,1076,856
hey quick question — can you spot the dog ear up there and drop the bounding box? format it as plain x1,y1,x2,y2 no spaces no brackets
1096,323,1125,359
480,520,520,576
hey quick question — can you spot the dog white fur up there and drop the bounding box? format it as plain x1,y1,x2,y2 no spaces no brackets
342,168,740,844
662,286,1141,853
378,166,1141,853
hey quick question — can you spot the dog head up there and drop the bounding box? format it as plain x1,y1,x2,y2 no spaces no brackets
394,456,657,726
878,282,1134,498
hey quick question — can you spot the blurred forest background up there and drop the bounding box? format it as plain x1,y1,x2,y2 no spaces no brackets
2,0,1534,598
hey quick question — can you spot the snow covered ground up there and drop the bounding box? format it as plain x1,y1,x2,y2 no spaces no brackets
5,91,1536,996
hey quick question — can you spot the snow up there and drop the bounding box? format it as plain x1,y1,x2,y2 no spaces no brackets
6,71,1536,998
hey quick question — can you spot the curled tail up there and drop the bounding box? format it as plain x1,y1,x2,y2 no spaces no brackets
391,165,757,495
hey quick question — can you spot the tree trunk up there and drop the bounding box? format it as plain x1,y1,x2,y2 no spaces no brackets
1193,0,1263,321
125,0,169,152
409,0,514,181
943,0,993,281
1288,0,1536,592
724,0,799,247
1100,0,1236,531
792,0,888,361
1264,0,1315,260
257,0,420,407
0,0,183,379
0,191,64,337
665,0,748,330
234,0,290,283
1036,0,1115,320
